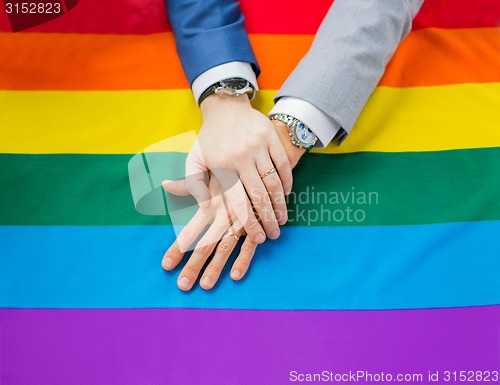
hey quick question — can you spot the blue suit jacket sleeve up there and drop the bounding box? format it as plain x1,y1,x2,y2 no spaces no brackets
165,0,260,85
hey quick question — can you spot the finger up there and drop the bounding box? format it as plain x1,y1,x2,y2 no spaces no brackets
257,161,288,226
269,137,293,195
240,168,280,240
185,153,210,209
162,209,208,271
199,228,242,290
231,234,257,281
177,217,228,291
214,170,266,245
162,179,189,196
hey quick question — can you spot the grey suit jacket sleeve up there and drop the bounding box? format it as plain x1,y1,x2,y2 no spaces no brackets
275,0,424,135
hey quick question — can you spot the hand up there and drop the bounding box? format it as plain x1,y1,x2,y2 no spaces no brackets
271,119,307,168
162,176,258,291
161,120,306,292
184,93,293,244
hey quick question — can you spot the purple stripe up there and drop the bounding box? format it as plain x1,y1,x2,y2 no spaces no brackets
1,307,499,385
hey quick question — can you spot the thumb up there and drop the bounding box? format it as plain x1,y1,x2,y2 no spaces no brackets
185,158,211,209
162,179,190,196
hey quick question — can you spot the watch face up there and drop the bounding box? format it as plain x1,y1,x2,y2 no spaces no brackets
295,122,316,144
220,78,249,91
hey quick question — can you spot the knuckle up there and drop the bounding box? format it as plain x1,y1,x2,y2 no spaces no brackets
237,255,251,268
255,127,268,140
274,157,290,171
266,175,281,190
216,157,231,169
241,243,255,258
232,197,249,211
258,209,274,225
248,139,262,152
196,241,213,255
246,218,261,232
252,190,267,204
271,191,286,206
216,241,233,255
184,263,199,275
234,150,247,162
206,263,221,275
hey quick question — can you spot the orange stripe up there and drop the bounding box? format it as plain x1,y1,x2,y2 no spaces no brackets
251,34,313,90
255,28,500,88
382,27,500,87
0,28,498,91
0,32,189,90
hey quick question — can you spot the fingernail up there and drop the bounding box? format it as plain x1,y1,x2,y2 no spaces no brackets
231,270,241,280
163,257,173,269
285,188,291,195
178,276,191,290
270,230,280,239
201,277,211,288
161,180,173,188
255,233,266,244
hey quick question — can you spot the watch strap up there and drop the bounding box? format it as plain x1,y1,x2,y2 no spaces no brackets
271,113,317,151
198,84,217,106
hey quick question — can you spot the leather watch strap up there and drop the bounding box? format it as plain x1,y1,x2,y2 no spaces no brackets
198,84,217,106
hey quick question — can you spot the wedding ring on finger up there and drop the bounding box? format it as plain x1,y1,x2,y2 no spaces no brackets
260,167,276,179
224,230,240,241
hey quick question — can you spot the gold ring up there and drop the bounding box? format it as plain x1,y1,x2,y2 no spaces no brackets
224,230,239,241
260,167,277,179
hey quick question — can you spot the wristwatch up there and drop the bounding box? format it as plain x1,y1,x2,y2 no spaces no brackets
198,77,255,105
271,113,318,151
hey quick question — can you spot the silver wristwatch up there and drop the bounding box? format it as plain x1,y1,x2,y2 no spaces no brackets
198,77,255,105
271,113,318,151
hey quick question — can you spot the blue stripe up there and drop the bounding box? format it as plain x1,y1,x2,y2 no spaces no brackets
1,222,499,309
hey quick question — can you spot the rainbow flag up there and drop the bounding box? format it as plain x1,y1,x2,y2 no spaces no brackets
1,1,500,383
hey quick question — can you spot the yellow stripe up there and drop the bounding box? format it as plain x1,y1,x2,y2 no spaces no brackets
1,83,499,154
0,90,201,154
261,84,500,154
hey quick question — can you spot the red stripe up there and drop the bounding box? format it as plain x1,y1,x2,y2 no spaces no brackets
0,0,171,33
0,0,499,34
413,0,500,30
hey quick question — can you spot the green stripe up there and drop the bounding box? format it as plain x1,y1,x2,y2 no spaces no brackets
1,148,500,226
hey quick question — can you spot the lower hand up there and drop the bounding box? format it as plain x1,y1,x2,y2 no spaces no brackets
162,176,258,291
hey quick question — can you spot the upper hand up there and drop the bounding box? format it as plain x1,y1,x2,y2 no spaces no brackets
184,93,293,244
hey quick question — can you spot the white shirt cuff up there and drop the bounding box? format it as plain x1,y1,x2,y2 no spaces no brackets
191,62,259,106
269,97,341,148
